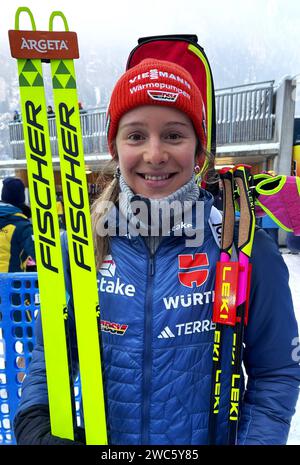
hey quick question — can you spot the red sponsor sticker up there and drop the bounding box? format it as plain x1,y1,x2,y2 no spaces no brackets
178,253,209,288
8,30,79,59
147,90,179,102
213,261,239,326
101,320,128,336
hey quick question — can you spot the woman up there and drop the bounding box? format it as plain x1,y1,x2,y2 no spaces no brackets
14,59,300,445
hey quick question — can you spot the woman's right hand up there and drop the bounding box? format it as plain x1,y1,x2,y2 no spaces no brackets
14,404,85,445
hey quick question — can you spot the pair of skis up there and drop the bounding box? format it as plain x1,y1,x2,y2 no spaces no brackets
209,164,255,445
10,7,107,444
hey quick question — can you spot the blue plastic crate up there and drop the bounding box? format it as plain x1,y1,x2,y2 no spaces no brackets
0,273,81,444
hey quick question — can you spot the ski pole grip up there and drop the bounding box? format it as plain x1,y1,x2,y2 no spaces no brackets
234,165,255,255
49,11,69,32
219,168,235,254
234,163,252,172
15,7,36,31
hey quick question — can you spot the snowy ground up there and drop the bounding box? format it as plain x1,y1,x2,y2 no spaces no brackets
282,250,300,445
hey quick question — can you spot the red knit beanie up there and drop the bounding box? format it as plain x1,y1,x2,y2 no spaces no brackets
106,58,207,157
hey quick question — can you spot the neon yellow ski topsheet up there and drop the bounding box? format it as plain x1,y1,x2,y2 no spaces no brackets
49,11,107,445
51,55,107,444
17,54,74,440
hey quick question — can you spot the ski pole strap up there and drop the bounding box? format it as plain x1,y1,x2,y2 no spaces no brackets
251,173,273,217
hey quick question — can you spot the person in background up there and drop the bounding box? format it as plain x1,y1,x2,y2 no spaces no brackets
0,177,35,272
0,177,36,375
47,105,55,118
78,101,87,114
260,214,280,246
13,110,21,122
56,195,66,230
78,101,88,137
286,231,300,254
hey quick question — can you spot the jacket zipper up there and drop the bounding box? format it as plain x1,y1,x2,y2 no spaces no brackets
141,252,155,444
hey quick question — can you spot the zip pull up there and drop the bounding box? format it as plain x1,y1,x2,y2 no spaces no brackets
149,255,155,276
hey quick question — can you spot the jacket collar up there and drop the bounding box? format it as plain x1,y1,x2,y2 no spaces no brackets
100,188,215,242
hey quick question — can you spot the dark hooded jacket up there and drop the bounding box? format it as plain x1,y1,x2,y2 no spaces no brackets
0,202,35,272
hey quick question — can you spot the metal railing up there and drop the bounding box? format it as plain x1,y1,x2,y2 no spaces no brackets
9,108,108,160
8,81,276,159
215,80,275,144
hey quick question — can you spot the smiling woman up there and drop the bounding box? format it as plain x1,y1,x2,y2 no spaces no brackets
13,56,300,447
116,106,199,199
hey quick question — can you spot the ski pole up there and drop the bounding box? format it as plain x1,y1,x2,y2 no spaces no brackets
228,164,255,445
209,167,238,444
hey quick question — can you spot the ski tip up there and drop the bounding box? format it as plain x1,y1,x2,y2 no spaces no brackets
15,7,36,31
49,11,69,32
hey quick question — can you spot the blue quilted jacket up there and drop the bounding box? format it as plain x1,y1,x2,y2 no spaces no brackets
16,191,300,444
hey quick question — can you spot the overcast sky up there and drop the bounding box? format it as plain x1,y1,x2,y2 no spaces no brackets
2,0,300,59
2,0,300,91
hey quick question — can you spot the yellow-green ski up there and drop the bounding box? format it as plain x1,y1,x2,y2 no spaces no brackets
13,7,74,440
49,11,107,445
